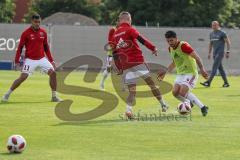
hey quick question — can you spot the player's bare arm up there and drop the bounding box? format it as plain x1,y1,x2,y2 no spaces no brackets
189,51,208,79
51,61,56,70
224,36,231,59
157,61,175,81
166,61,176,73
208,42,213,59
152,48,158,56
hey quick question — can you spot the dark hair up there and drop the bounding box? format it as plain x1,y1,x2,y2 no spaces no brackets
165,31,177,38
31,13,41,20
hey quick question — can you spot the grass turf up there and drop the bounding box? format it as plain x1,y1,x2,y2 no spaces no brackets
0,70,240,160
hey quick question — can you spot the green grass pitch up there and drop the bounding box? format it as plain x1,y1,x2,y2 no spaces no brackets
0,70,240,160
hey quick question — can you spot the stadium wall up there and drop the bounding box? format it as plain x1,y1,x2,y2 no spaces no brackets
0,24,240,74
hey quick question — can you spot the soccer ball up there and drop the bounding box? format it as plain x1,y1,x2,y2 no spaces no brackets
7,135,27,153
177,102,192,115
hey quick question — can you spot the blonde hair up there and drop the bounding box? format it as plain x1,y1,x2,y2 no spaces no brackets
118,11,131,23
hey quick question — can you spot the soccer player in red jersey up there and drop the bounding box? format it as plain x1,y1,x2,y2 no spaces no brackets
111,12,167,119
2,13,62,102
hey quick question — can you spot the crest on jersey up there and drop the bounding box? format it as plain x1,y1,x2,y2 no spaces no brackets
40,32,44,36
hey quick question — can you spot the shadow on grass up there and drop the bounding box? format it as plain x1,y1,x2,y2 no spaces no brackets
0,152,22,156
53,119,128,126
0,101,52,105
226,94,240,97
194,86,219,90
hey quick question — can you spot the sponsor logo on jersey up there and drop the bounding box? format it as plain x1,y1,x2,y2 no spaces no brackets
116,38,131,49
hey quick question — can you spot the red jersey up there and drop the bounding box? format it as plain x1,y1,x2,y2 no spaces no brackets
112,23,156,70
168,41,194,54
107,27,123,71
15,27,54,63
180,42,194,54
108,27,116,42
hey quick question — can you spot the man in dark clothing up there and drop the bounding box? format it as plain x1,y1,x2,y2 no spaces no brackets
201,21,230,87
